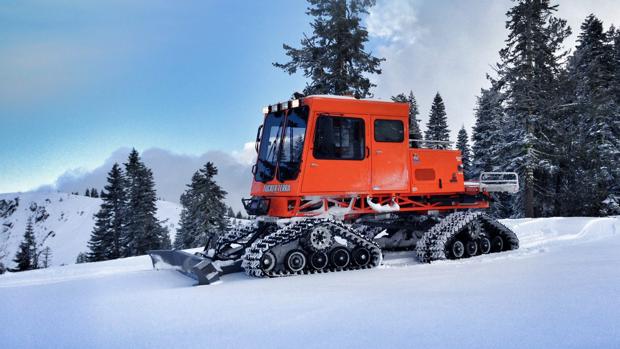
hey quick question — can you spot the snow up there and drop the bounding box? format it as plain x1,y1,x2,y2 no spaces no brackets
1,216,619,348
0,192,181,267
366,196,401,212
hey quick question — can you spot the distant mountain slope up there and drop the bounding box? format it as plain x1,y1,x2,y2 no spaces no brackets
0,192,181,267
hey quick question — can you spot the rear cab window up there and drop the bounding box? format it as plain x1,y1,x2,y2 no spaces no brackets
374,119,404,142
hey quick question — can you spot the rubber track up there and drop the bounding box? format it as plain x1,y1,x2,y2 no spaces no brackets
241,219,383,278
215,223,258,250
415,211,519,262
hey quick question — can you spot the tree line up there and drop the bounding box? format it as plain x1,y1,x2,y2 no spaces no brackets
83,149,171,262
470,5,619,217
81,150,234,263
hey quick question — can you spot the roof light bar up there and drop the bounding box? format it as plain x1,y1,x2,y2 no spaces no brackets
261,98,304,114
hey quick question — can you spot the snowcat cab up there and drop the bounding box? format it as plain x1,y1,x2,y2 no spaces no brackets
150,96,520,285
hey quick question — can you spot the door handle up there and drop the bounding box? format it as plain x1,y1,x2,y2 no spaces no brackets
376,149,383,155
310,163,319,168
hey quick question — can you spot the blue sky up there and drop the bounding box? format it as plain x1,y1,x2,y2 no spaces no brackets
0,0,310,192
1,0,619,194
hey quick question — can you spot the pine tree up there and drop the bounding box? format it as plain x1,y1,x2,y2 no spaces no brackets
84,189,90,197
235,211,243,219
174,162,228,249
122,149,168,256
563,15,620,215
90,188,99,198
227,206,235,217
456,126,472,178
274,0,384,98
424,93,451,149
40,247,52,268
12,218,37,271
0,261,6,274
471,84,505,178
76,252,88,264
495,0,571,217
391,91,422,147
87,163,127,261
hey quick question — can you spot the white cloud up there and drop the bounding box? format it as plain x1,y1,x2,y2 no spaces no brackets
232,142,258,166
37,146,254,214
367,0,509,140
367,0,419,44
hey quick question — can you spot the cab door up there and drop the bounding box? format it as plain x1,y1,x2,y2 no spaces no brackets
371,117,409,192
301,114,370,193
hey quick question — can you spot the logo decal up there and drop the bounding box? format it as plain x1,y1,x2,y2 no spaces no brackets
264,184,291,193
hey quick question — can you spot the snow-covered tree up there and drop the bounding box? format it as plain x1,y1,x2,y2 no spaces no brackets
87,163,127,261
0,261,6,274
471,84,505,178
391,91,423,147
122,149,170,256
235,211,244,219
90,188,99,198
12,217,38,271
76,252,88,264
226,206,235,218
84,189,90,197
40,247,52,268
174,162,228,249
562,15,620,215
274,0,384,98
456,126,472,178
424,93,451,149
495,0,571,217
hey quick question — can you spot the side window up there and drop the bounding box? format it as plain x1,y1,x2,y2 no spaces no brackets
313,116,365,160
374,119,404,142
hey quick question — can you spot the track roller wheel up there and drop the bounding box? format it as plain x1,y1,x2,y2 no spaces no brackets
330,247,350,268
352,247,371,267
310,251,329,270
260,251,277,273
285,250,306,272
466,240,478,257
450,240,465,259
479,236,491,254
492,235,504,252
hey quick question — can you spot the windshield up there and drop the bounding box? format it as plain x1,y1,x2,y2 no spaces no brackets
254,106,308,183
255,111,284,182
278,107,308,181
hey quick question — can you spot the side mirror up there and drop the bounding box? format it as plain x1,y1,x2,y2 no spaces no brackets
255,125,264,153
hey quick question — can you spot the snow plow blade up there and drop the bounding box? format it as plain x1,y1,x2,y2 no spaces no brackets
148,250,243,286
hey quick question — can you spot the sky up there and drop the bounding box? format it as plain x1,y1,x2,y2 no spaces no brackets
1,0,619,206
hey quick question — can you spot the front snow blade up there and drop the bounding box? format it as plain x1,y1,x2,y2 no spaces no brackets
148,250,242,286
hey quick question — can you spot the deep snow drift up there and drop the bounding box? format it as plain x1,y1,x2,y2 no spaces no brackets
0,192,181,267
0,217,619,348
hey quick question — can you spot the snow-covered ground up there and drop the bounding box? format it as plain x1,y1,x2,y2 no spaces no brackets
0,192,181,267
1,217,619,348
